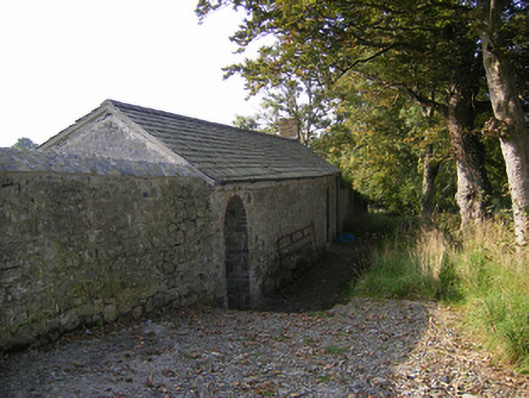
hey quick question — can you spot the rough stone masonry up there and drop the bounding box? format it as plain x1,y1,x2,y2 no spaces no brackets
0,149,216,350
1,146,353,351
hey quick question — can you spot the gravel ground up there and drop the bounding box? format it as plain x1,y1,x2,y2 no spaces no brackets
2,243,529,397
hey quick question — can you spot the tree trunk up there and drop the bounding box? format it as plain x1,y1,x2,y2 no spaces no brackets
447,84,490,230
421,146,440,222
479,1,529,245
499,134,529,245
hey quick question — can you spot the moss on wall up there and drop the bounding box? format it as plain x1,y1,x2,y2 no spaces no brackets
0,171,214,350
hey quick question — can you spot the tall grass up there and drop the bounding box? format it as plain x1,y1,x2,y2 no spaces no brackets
456,222,529,373
350,217,529,373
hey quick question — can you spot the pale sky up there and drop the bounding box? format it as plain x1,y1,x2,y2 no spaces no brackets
0,0,262,147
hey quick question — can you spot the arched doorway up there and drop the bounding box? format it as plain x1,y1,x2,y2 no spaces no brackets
224,195,250,309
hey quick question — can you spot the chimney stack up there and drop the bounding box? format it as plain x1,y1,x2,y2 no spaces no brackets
278,118,299,140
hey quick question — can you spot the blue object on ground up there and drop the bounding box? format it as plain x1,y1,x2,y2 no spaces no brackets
338,233,356,243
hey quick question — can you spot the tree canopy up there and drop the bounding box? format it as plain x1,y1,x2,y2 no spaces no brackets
12,137,38,150
198,0,527,234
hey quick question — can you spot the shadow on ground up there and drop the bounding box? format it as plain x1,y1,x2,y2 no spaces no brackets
258,240,373,313
2,238,525,397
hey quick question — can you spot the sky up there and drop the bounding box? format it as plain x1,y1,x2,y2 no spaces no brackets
0,0,262,147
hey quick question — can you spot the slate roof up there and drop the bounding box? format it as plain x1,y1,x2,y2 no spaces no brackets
42,99,339,184
107,100,339,184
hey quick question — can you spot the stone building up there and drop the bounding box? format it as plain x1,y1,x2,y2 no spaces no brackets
40,99,344,307
1,100,352,349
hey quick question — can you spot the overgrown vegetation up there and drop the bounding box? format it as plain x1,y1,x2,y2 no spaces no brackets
197,0,529,374
348,216,529,373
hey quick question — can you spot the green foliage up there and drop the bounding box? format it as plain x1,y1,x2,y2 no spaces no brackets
197,0,485,135
351,226,459,302
12,137,38,150
482,133,511,210
455,224,529,372
198,0,517,219
324,345,346,355
435,256,464,302
312,83,455,215
349,217,529,372
233,114,260,131
227,42,338,143
343,212,413,238
198,0,529,372
199,0,522,224
353,246,439,300
197,0,486,116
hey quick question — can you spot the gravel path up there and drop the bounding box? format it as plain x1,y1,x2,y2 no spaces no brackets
2,243,529,397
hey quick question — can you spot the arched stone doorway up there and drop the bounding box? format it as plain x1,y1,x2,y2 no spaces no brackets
224,195,250,309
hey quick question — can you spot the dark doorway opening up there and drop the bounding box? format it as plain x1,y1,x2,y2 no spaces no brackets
224,195,250,309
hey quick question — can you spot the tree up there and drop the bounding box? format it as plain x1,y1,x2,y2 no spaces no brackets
12,137,38,150
197,0,492,227
312,79,456,217
229,42,338,143
233,114,262,131
476,0,529,244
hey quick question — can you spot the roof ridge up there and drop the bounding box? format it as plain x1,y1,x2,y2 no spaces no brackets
105,99,303,145
39,99,339,185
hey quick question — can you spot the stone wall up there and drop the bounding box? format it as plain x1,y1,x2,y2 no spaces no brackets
210,176,338,308
0,149,347,347
0,150,215,350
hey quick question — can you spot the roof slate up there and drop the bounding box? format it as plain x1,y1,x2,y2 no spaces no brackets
57,99,337,184
107,100,339,184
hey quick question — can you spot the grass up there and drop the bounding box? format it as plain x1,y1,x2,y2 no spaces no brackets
344,212,415,238
325,345,346,355
347,215,529,373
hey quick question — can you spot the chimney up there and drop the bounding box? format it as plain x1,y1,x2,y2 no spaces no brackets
278,118,299,140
